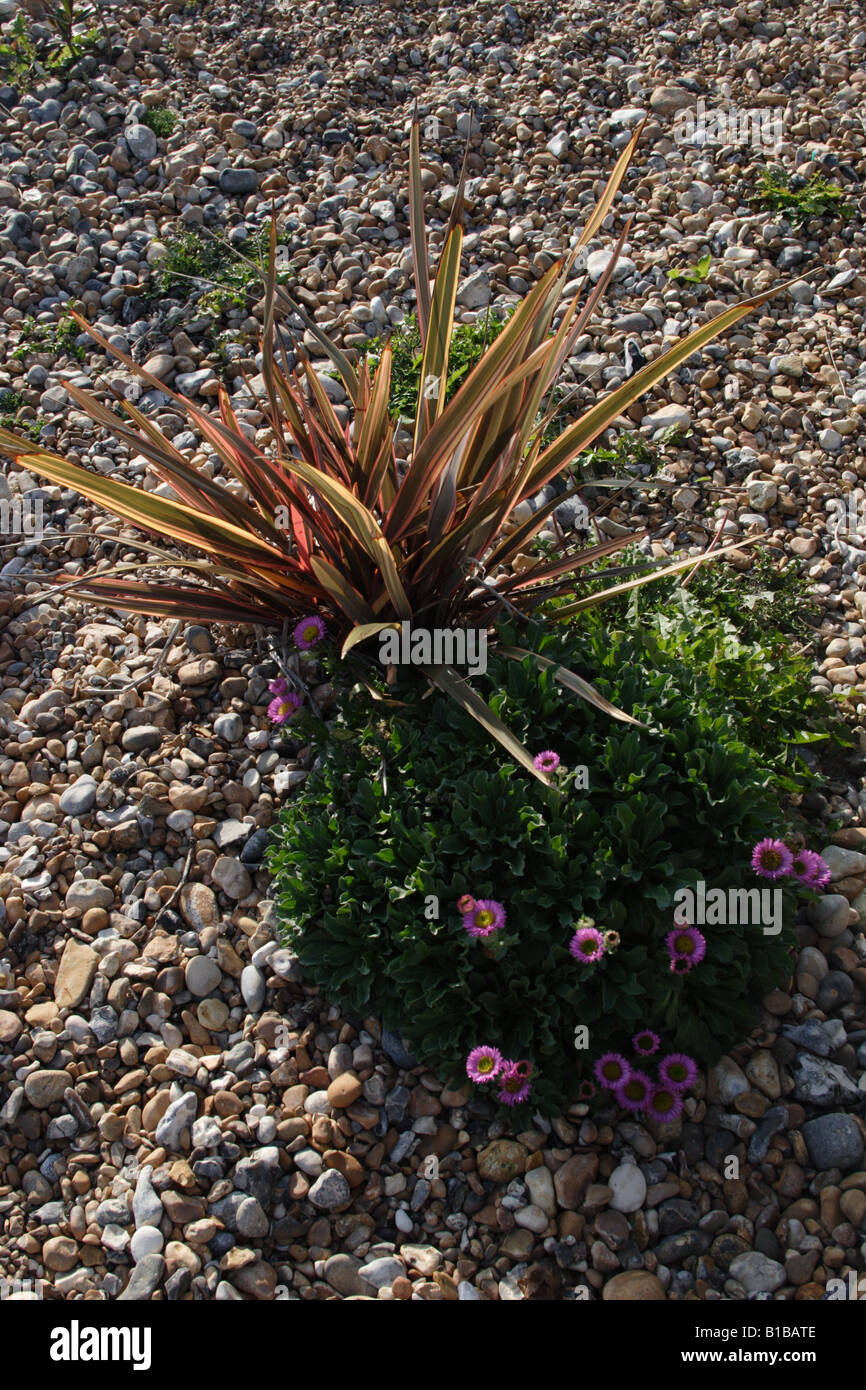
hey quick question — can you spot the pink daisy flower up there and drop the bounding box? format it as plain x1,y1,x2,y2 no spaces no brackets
496,1061,532,1106
293,614,327,649
594,1052,631,1089
799,849,832,890
457,894,476,915
659,1053,698,1091
569,926,605,963
647,1084,684,1124
751,837,793,880
665,926,706,967
632,1030,660,1057
533,750,560,774
463,899,506,938
268,675,289,697
466,1045,504,1084
614,1070,653,1112
268,690,303,724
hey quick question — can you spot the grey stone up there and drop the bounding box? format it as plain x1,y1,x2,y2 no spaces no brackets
806,894,852,937
357,1255,404,1288
121,724,163,752
117,1254,165,1300
792,1055,860,1107
233,1147,281,1205
59,776,97,817
219,167,258,195
125,124,158,161
801,1113,864,1172
133,1166,163,1229
240,964,265,1012
654,1230,711,1263
214,712,244,742
324,1253,373,1296
155,1092,197,1150
65,879,113,912
456,269,490,309
308,1169,352,1212
729,1251,785,1294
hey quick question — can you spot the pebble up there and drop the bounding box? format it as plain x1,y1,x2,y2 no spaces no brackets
2,0,866,1310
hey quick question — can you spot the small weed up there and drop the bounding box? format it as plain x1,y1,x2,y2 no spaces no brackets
11,315,85,362
0,391,43,442
753,168,851,225
0,11,102,89
666,252,712,284
367,308,573,441
152,225,293,322
142,107,178,139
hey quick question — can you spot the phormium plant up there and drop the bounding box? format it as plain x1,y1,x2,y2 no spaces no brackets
0,118,782,777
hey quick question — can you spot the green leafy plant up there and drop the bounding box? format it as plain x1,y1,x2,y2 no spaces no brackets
0,392,42,443
11,315,85,362
640,550,821,648
666,252,712,284
268,609,818,1115
0,120,782,780
366,309,510,418
142,106,178,139
152,225,292,320
753,168,851,224
0,14,36,84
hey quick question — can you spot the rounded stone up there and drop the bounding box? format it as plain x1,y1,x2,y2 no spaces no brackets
801,1114,864,1172
23,1069,70,1108
308,1169,352,1212
327,1072,363,1108
197,998,229,1031
214,712,244,742
608,1162,647,1214
185,955,222,997
130,1226,164,1262
602,1271,666,1300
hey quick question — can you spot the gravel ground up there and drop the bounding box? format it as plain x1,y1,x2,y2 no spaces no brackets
1,0,866,1301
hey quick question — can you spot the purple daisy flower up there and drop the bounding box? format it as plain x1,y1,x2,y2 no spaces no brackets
569,926,606,963
751,837,793,880
647,1084,684,1124
268,675,289,697
463,899,506,938
268,690,303,724
293,614,327,650
614,1070,653,1112
799,849,832,890
466,1045,504,1084
632,1030,661,1057
594,1052,631,1090
496,1061,532,1106
533,749,561,774
665,926,706,966
659,1052,698,1091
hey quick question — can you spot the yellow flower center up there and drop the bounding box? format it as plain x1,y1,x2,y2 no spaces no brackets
303,623,318,642
669,1065,686,1082
761,849,782,869
655,1091,674,1112
675,933,694,955
475,909,494,928
478,1056,493,1073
